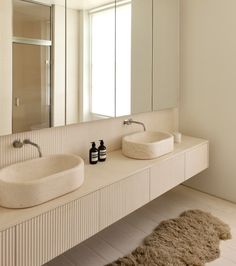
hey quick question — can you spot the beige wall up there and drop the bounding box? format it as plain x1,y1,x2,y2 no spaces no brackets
180,0,236,202
0,1,12,136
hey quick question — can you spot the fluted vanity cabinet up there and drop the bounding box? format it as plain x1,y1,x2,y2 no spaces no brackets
185,143,209,180
100,169,150,230
0,136,209,266
15,192,100,266
150,143,209,200
150,154,185,200
0,227,15,266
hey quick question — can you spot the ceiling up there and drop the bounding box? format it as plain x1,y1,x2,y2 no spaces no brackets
33,0,115,9
13,0,116,22
67,0,115,9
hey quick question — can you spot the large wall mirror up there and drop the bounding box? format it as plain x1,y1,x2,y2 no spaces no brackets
66,0,153,125
0,0,179,137
0,0,66,136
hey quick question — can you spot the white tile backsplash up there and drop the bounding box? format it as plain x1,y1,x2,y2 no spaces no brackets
0,109,178,168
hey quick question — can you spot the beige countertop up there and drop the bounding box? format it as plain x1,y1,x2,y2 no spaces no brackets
0,135,208,232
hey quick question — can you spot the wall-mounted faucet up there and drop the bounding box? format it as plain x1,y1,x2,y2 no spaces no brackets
12,139,42,157
123,118,146,131
12,139,24,148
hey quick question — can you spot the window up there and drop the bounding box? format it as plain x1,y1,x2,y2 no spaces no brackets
90,1,131,117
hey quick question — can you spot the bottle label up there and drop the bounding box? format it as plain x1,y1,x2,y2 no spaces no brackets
99,149,106,159
91,151,98,162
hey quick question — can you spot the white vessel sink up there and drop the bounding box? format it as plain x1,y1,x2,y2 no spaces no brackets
0,154,84,209
122,131,174,160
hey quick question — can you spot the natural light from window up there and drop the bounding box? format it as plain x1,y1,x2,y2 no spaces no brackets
90,2,131,117
116,3,131,117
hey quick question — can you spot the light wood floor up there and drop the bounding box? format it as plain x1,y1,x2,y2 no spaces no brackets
45,185,236,266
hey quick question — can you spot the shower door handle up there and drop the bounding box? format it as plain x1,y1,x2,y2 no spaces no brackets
14,97,20,107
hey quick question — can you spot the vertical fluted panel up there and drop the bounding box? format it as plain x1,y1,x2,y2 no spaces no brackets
0,127,67,168
121,169,150,214
100,170,150,230
150,154,185,200
100,181,123,230
0,227,15,266
16,191,99,266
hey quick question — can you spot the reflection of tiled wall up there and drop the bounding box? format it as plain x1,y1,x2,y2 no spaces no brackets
0,109,178,168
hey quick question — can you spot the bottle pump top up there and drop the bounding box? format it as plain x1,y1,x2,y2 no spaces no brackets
91,142,96,147
90,142,98,164
98,139,106,162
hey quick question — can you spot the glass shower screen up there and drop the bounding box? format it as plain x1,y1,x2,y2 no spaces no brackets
12,0,52,133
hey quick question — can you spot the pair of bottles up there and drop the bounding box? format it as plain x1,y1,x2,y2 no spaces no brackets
89,140,106,164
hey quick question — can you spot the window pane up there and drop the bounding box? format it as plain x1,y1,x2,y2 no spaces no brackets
13,0,51,40
91,8,115,117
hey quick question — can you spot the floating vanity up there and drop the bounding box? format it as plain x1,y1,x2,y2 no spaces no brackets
0,136,208,266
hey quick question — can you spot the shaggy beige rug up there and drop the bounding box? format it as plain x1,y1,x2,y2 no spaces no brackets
106,210,231,266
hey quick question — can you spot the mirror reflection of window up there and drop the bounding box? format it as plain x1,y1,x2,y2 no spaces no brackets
116,2,131,117
90,1,131,118
90,7,115,117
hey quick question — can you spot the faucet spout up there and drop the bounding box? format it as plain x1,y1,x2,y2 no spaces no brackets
123,118,146,131
23,139,42,157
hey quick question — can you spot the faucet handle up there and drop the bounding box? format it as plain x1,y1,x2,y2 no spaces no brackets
12,139,24,148
123,118,132,125
123,118,146,131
